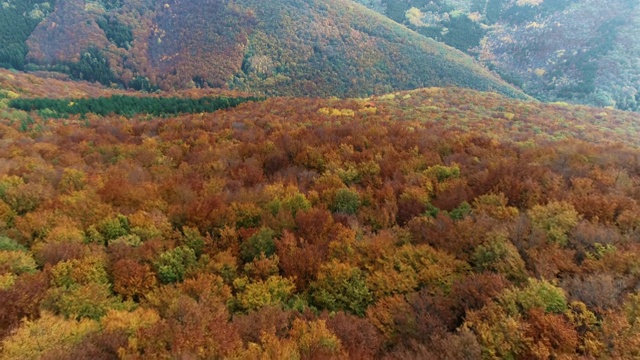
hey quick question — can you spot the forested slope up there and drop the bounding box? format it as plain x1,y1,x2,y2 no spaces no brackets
2,0,527,98
1,85,640,358
355,0,640,111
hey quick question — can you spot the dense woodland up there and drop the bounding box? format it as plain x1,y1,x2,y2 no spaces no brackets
1,78,640,359
9,95,263,118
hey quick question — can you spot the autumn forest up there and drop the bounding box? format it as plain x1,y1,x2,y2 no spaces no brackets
2,0,640,359
0,66,639,359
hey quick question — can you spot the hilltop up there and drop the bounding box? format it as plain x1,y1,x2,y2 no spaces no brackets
1,0,527,98
355,0,640,110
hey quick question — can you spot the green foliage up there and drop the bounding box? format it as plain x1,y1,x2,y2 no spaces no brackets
366,244,469,298
50,256,110,288
309,261,372,316
0,236,26,252
240,227,276,263
331,188,361,215
282,192,311,218
426,164,461,182
499,279,569,315
68,48,116,86
10,95,263,118
155,246,198,284
0,0,54,70
528,201,580,246
44,282,132,320
472,232,527,283
129,76,157,92
98,214,130,242
181,226,205,257
96,16,133,49
449,201,472,220
0,250,38,275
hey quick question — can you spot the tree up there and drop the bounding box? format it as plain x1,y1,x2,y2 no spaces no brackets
1,312,99,360
234,275,297,312
111,259,157,300
154,246,198,284
472,231,528,284
330,188,361,215
528,201,580,246
240,227,276,263
309,260,372,316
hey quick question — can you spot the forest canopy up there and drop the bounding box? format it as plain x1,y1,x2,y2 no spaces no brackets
9,95,263,118
1,83,640,358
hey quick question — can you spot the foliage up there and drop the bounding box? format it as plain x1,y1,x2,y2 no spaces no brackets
154,246,198,284
330,188,361,215
472,231,528,283
234,275,296,312
499,279,569,315
240,227,276,263
0,81,639,357
356,0,640,111
10,95,263,118
528,201,580,246
9,0,526,98
1,311,99,360
309,261,373,316
0,0,54,70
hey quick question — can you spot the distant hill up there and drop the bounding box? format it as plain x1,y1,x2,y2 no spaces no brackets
0,0,527,98
355,0,640,110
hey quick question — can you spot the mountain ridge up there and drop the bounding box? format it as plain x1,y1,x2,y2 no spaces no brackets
1,0,529,99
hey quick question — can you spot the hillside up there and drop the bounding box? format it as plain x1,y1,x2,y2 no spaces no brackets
355,0,640,110
1,0,528,98
2,79,640,357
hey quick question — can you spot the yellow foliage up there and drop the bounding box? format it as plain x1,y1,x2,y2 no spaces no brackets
318,107,355,117
44,224,85,244
101,308,161,336
0,273,16,289
504,112,516,120
0,89,19,99
528,201,580,246
405,7,425,27
50,255,109,287
290,319,342,357
240,331,301,360
234,275,296,311
0,250,37,275
358,106,377,115
1,311,99,360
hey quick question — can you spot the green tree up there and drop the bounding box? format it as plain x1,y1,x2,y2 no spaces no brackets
331,188,361,215
472,232,528,284
309,261,373,316
528,201,580,246
240,227,276,263
154,246,198,284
